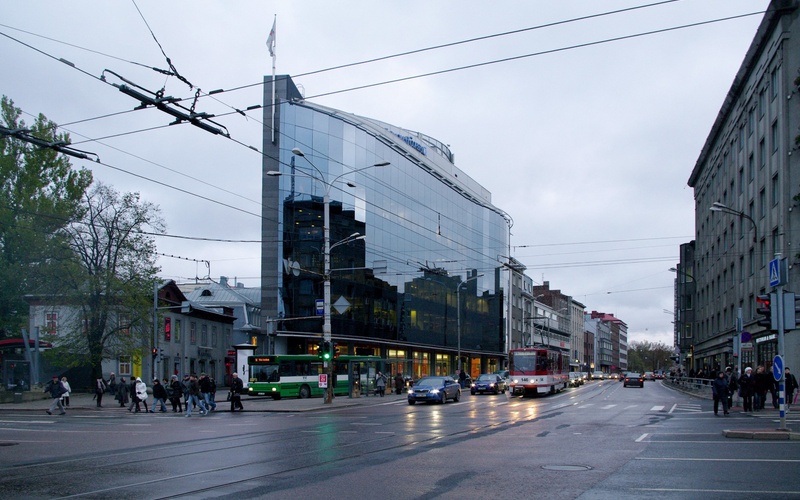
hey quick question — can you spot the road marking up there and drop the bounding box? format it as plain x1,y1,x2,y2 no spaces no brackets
668,403,678,413
636,433,649,442
0,420,55,424
637,457,800,463
624,405,638,409
650,405,665,411
601,404,616,409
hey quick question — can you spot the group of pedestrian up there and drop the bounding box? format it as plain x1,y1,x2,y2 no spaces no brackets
45,371,245,416
712,365,799,415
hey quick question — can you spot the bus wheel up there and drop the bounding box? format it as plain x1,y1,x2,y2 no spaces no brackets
298,385,311,399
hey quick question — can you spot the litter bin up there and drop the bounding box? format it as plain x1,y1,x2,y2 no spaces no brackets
13,393,22,404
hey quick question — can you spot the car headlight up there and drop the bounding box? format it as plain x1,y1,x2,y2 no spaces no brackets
429,388,440,394
407,388,413,394
489,383,495,388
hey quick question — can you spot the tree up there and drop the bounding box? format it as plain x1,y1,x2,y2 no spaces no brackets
0,96,92,339
51,183,164,380
627,340,673,372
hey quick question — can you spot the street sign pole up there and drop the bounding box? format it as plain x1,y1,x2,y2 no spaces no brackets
770,255,787,429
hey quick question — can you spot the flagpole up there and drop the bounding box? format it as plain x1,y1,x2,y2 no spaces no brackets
268,15,277,143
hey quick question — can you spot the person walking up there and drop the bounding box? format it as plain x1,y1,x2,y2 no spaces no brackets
135,377,149,413
754,365,770,411
229,372,244,412
185,374,208,417
726,367,739,409
149,378,168,412
127,377,139,412
712,370,730,416
115,377,129,407
199,373,217,412
60,376,72,408
44,375,67,415
394,372,404,395
785,367,799,412
181,374,192,412
169,375,183,412
740,367,755,412
459,369,467,388
94,377,106,407
375,371,387,396
107,372,117,397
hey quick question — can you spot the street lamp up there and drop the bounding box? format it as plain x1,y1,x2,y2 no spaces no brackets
268,147,389,404
457,274,483,372
709,202,757,243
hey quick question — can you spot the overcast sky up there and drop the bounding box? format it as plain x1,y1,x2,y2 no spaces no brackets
2,0,771,347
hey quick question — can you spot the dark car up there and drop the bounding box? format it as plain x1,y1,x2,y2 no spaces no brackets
471,374,506,395
623,372,645,388
408,376,461,405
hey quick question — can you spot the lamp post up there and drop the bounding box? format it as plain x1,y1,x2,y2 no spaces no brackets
456,274,483,373
709,202,757,243
268,147,389,404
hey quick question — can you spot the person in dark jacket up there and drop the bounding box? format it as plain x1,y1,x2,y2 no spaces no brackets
711,371,729,416
394,372,404,395
726,367,738,408
185,374,208,417
229,372,244,412
44,375,67,415
150,379,168,412
754,365,771,411
199,373,217,412
169,375,183,412
107,372,117,396
785,367,799,411
739,367,755,411
127,378,140,412
115,377,129,407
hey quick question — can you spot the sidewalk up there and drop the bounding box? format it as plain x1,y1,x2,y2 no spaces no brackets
0,389,409,414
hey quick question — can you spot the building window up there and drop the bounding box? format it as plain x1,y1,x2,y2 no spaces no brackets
738,124,745,151
771,121,779,152
45,312,58,335
772,228,779,255
119,356,131,376
758,89,765,118
748,154,754,182
212,326,218,347
759,188,766,218
771,174,779,206
201,324,208,346
118,314,130,336
175,319,181,343
190,322,197,345
759,138,766,168
747,109,754,135
771,67,779,100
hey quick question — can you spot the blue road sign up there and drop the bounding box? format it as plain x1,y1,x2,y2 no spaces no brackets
315,299,324,315
741,331,752,343
773,355,783,382
769,259,780,287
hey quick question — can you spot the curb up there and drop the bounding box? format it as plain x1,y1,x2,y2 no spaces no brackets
724,428,800,440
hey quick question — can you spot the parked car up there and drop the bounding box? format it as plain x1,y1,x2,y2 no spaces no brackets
623,372,645,388
592,371,605,380
608,373,620,381
644,371,655,381
569,372,583,387
408,376,462,404
471,374,506,395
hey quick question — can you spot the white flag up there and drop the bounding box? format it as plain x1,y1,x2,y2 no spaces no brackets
266,18,276,58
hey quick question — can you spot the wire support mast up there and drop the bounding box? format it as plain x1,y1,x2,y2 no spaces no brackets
101,70,229,137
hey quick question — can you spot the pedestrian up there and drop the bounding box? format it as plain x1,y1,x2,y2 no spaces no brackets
375,371,387,396
95,377,106,407
712,370,729,416
127,377,139,412
169,375,183,412
229,372,244,412
149,378,168,412
199,373,217,412
135,377,149,413
60,376,72,408
107,372,117,396
740,367,755,412
185,374,208,417
458,369,467,388
44,375,67,415
726,367,738,408
754,365,770,411
785,367,799,412
394,372,404,395
115,377,129,407
150,378,167,413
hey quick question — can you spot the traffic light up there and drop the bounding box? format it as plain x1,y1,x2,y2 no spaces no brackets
151,347,158,358
756,293,777,330
164,317,171,341
322,341,332,361
316,340,325,360
332,342,339,359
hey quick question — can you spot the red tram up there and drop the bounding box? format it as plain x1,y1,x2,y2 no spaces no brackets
508,347,569,396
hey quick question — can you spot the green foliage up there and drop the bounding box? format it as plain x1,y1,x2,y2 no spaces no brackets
627,340,674,373
0,96,92,339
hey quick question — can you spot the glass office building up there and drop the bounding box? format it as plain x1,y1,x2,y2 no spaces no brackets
261,76,509,379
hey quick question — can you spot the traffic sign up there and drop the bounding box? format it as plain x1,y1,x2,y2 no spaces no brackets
773,355,784,382
770,259,781,287
318,373,328,388
315,299,324,315
741,331,752,343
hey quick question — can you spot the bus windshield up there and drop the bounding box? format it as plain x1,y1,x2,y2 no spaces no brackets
251,363,280,382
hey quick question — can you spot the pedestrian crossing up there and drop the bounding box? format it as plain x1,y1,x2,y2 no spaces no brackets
509,401,705,413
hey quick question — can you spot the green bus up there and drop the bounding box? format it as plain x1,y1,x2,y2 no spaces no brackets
247,354,381,400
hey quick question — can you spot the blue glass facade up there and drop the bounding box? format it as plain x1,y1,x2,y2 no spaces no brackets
261,76,508,376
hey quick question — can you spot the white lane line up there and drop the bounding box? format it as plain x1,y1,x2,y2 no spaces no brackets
0,420,55,424
651,405,665,411
636,433,649,442
601,404,617,409
636,457,800,462
669,403,678,413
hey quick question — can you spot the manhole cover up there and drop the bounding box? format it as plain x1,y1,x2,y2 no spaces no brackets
541,465,592,471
